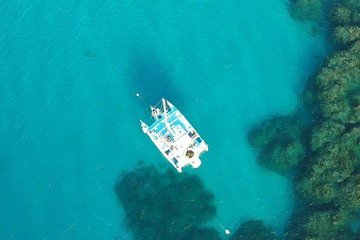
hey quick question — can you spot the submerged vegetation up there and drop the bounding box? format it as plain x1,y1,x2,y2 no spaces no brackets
288,0,324,22
230,220,277,240
248,115,306,176
249,0,360,239
114,165,279,240
286,209,354,239
333,25,360,45
286,48,359,240
114,164,220,240
115,163,282,240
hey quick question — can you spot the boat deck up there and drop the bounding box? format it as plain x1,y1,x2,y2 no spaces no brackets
141,99,208,172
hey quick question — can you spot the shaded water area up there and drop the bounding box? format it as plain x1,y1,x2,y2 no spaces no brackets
0,0,333,239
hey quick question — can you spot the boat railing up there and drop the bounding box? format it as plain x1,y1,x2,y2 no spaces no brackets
150,108,177,127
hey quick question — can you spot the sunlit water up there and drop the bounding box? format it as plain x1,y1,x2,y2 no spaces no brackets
0,1,327,239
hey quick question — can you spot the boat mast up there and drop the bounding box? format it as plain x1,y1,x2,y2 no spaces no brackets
162,98,167,115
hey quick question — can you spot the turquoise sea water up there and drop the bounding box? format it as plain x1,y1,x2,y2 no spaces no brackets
0,1,328,239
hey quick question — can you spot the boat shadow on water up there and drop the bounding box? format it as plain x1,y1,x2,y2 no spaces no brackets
127,49,184,109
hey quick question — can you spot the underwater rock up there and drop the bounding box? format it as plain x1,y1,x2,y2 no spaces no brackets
230,220,277,240
248,115,305,175
114,164,218,240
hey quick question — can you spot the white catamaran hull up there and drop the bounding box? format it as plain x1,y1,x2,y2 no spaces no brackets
140,99,208,172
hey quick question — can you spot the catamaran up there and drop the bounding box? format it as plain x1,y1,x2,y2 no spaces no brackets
140,98,208,173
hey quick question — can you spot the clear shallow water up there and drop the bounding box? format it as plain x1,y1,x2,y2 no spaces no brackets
0,1,327,239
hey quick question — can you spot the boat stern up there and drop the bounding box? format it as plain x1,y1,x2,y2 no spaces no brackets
191,158,201,168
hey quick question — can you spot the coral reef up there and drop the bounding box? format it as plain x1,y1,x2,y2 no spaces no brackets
332,0,360,46
314,40,360,124
296,126,360,203
248,115,306,175
332,5,360,25
309,120,345,150
342,0,360,9
229,220,276,240
248,116,303,149
332,6,352,25
281,1,360,239
286,209,354,240
247,0,360,236
295,39,360,203
335,171,360,211
114,164,220,240
238,0,360,238
333,26,360,45
288,0,324,22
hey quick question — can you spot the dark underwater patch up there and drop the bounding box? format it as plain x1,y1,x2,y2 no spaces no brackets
114,164,220,240
230,220,277,240
292,1,360,239
247,115,306,176
127,49,183,108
